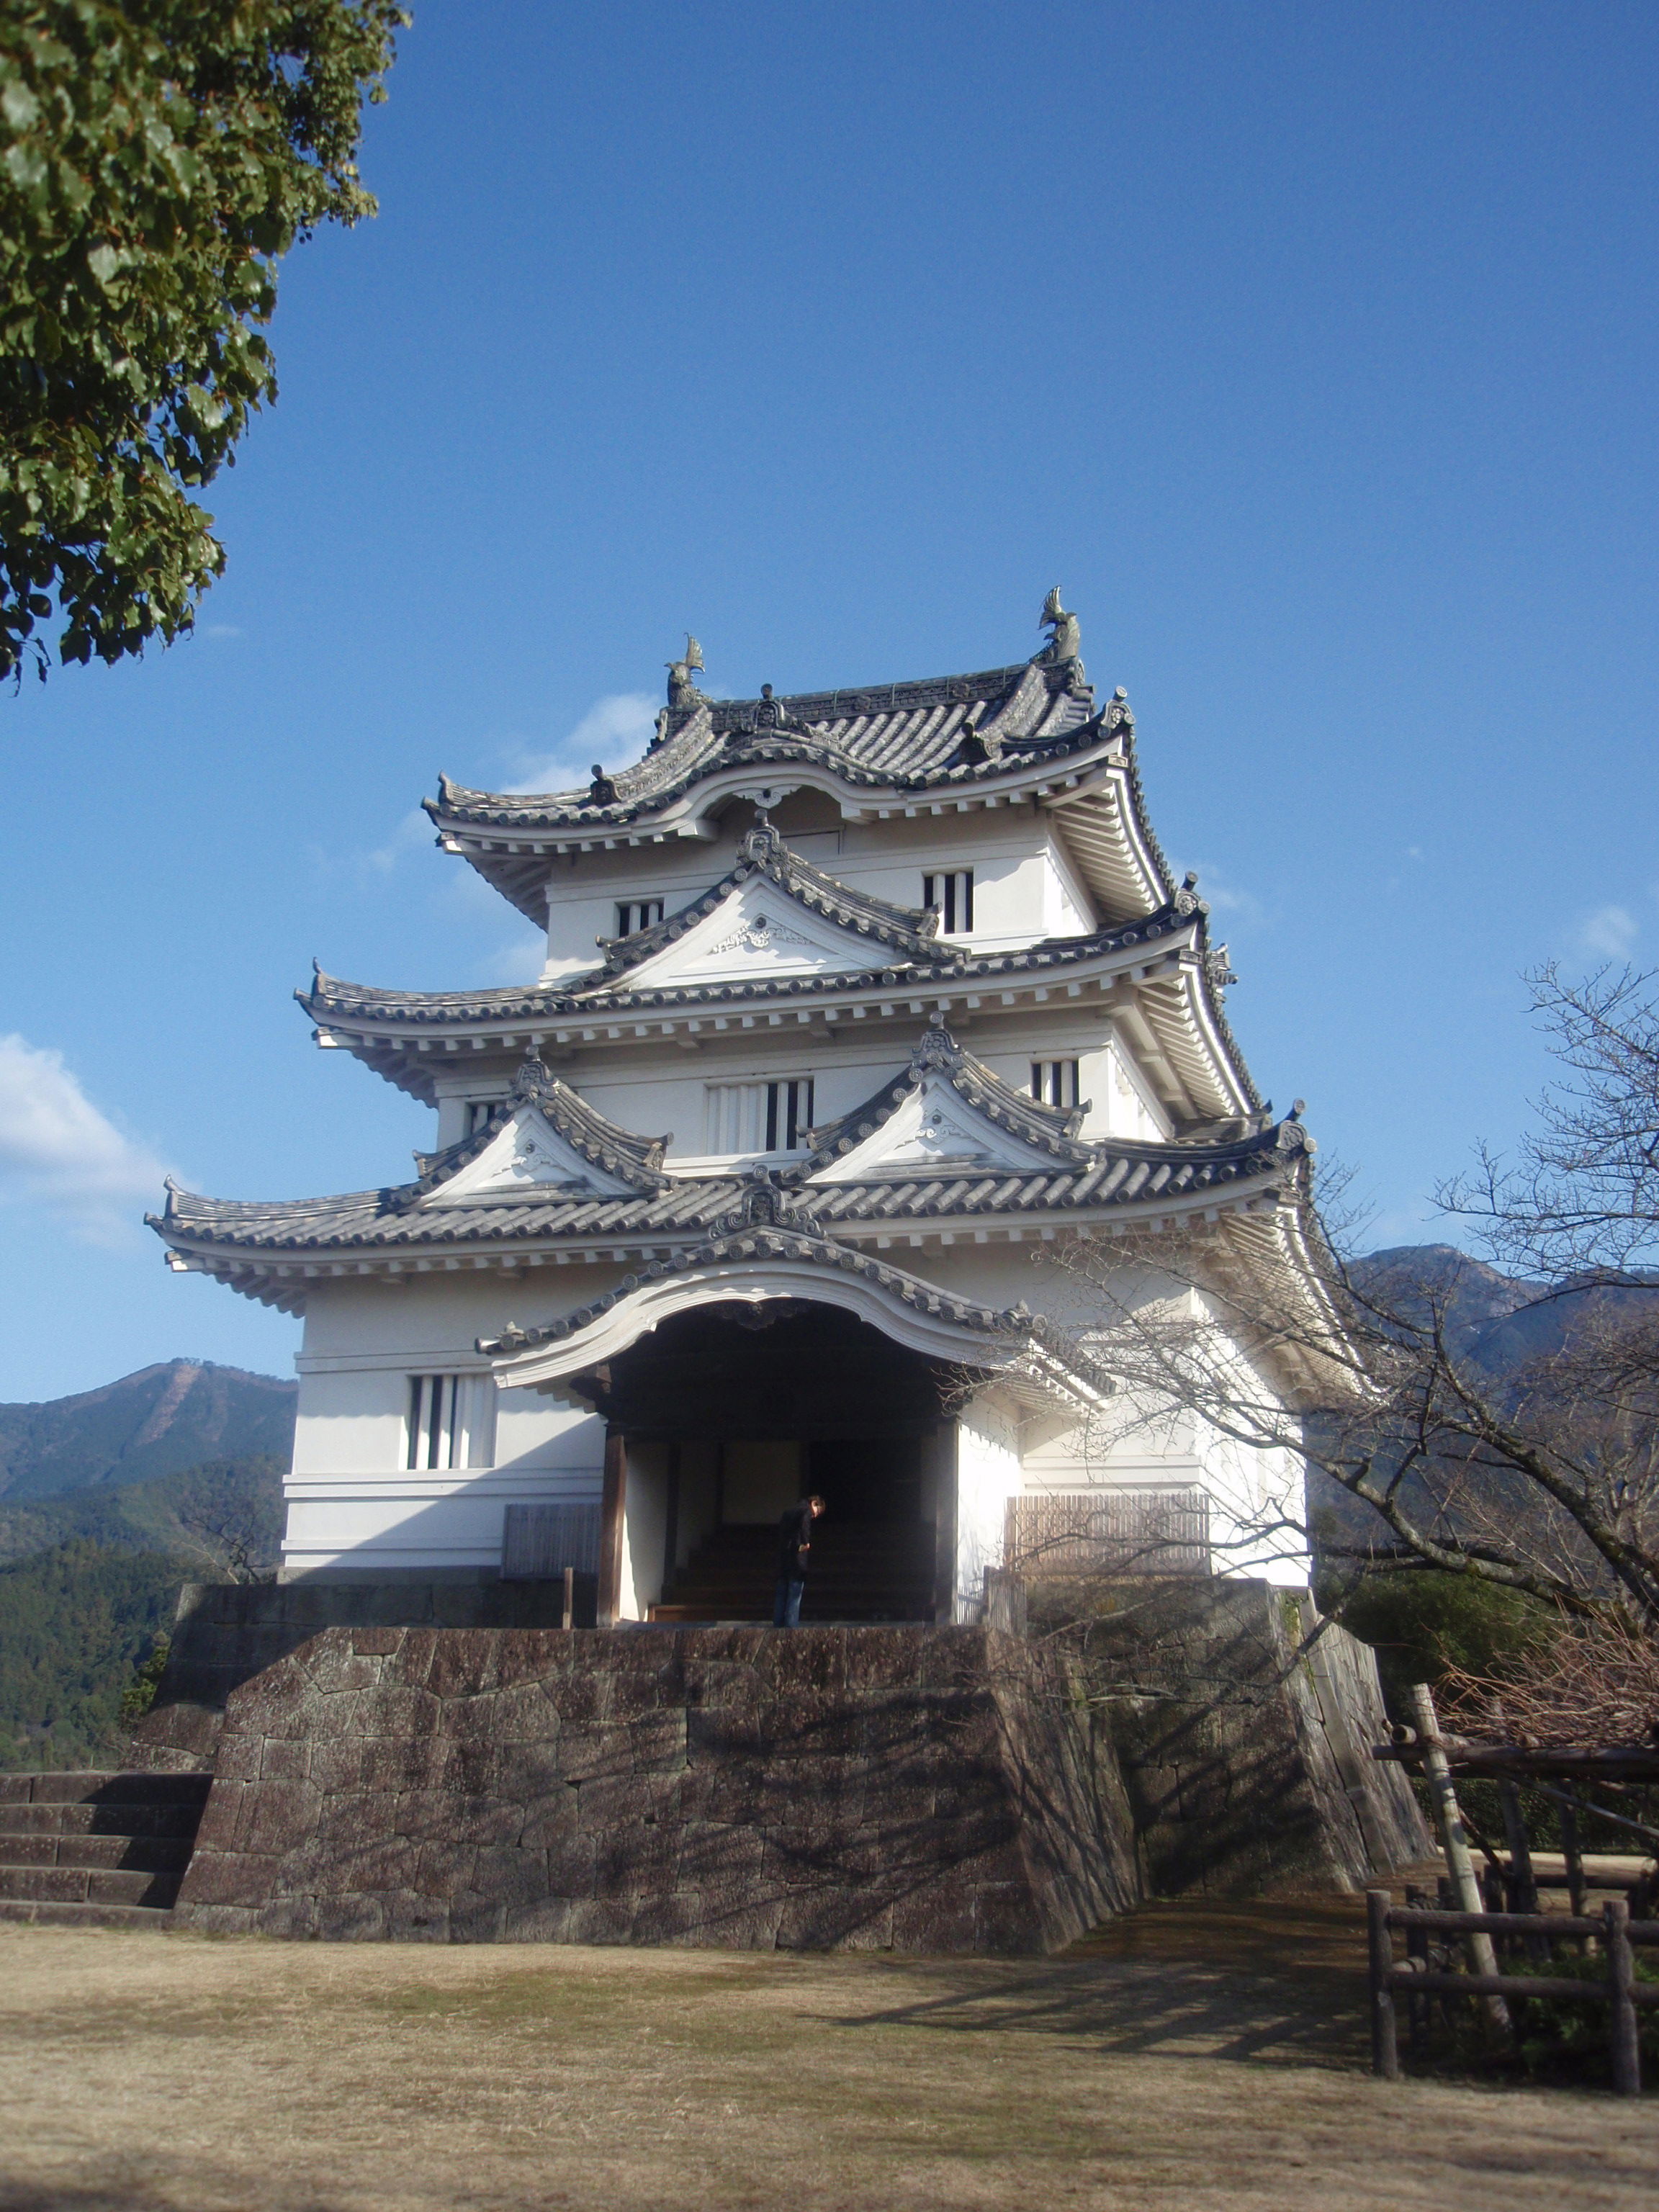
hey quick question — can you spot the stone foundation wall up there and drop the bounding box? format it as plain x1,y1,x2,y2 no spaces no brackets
129,1579,591,1772
1025,1578,1430,1894
174,1625,1139,1953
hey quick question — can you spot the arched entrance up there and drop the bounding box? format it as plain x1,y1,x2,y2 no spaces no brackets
567,1300,967,1623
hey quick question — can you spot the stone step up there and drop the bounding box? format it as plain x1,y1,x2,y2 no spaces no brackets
0,1800,205,1840
0,1770,211,1807
0,1832,194,1873
0,1863,183,1907
0,1897,178,1930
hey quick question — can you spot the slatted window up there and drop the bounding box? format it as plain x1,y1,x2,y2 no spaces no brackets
464,1099,503,1139
616,899,665,936
704,1077,815,1155
1031,1058,1080,1110
405,1375,495,1470
922,870,974,934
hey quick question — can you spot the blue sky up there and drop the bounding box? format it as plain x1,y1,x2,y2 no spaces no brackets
4,1,1658,1401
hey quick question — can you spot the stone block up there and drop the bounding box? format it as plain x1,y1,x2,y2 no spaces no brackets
189,1782,246,1853
359,1736,451,1796
238,1777,323,1856
313,1894,389,1940
179,1849,278,1908
310,1789,398,1857
382,1890,451,1941
260,1737,310,1783
461,1845,550,1910
307,1740,368,1794
971,1882,1046,1955
450,1898,508,1943
350,1629,406,1657
516,1789,583,1849
565,1895,638,1946
503,1898,573,1943
576,1768,682,1833
542,1830,598,1899
889,1881,981,1954
593,1824,678,1898
424,1630,502,1701
296,1637,383,1697
486,1681,562,1745
675,1820,765,1888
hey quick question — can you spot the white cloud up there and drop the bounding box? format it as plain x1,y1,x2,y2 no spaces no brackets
0,1035,171,1246
1184,863,1264,924
361,808,434,877
202,624,242,639
480,932,549,984
505,692,659,793
1575,904,1639,958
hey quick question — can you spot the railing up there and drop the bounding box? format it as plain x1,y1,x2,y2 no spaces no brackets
1004,1489,1212,1577
500,1502,602,1581
1366,1889,1659,2096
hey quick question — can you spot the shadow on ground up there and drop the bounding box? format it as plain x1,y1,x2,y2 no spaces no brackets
828,1894,1372,2069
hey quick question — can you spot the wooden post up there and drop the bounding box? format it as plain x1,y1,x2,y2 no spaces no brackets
662,1439,682,1599
1408,1683,1511,2034
1498,1776,1548,1964
598,1426,627,1628
561,1565,575,1633
1367,1888,1400,2080
1560,1800,1587,1921
1606,1899,1641,2098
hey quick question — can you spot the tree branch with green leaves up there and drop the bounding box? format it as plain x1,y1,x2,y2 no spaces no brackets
0,0,408,683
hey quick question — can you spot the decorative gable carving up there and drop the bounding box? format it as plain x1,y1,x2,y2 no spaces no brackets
616,873,899,990
424,1106,637,1204
809,1069,1074,1181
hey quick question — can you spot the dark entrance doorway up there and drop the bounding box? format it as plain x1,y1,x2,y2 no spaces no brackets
569,1300,966,1624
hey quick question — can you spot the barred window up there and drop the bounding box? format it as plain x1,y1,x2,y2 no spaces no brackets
922,870,974,934
616,899,665,937
704,1076,815,1155
1031,1058,1080,1110
464,1099,503,1139
405,1374,495,1471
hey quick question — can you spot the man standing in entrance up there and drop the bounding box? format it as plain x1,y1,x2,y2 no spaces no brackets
773,1495,825,1626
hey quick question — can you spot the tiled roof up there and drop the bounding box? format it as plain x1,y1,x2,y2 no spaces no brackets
301,896,1200,1028
426,655,1112,836
148,1120,1310,1262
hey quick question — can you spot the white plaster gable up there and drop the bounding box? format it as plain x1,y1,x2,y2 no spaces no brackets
810,1069,1069,1182
616,874,892,990
426,1107,636,1204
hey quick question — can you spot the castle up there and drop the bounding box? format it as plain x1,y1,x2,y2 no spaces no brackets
151,598,1318,1624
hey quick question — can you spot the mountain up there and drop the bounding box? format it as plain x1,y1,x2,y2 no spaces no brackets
1348,1243,1659,1374
0,1361,295,1502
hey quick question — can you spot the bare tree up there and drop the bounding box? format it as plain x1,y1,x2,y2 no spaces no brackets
1043,967,1659,1650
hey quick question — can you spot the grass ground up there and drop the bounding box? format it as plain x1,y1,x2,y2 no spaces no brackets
1,1899,1656,2211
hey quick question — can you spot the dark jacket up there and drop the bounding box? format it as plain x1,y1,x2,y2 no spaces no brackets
777,1501,816,1578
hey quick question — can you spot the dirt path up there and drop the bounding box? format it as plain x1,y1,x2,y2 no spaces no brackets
1,1905,1654,2211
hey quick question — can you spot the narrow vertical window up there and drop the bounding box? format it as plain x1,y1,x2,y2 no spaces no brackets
706,1077,815,1154
922,870,974,933
405,1375,495,1470
1031,1059,1080,1110
616,899,665,937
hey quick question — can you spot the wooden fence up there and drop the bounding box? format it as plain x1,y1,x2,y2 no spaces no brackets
1004,1488,1211,1576
1366,1890,1659,2095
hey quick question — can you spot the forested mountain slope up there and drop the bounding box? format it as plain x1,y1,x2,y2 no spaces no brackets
0,1361,295,1501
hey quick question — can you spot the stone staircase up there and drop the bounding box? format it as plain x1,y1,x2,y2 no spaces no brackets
0,1771,212,1928
649,1520,936,1624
